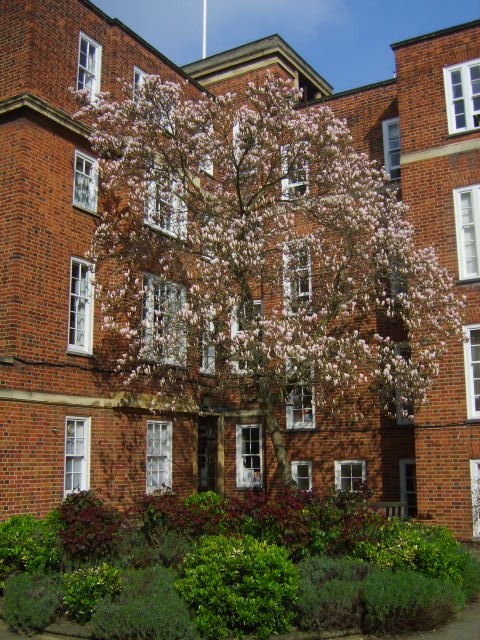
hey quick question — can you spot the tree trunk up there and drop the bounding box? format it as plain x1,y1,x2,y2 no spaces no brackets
258,378,295,487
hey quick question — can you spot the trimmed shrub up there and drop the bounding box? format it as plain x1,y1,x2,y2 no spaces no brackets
308,487,384,556
353,520,467,584
136,491,229,543
227,490,316,559
460,552,480,601
4,572,62,634
297,578,363,632
91,566,199,640
296,555,371,584
63,562,122,623
135,487,384,560
176,534,298,640
57,491,122,563
0,513,61,588
114,528,192,569
362,568,466,634
295,556,371,632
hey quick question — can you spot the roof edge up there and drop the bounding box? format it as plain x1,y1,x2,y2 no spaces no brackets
80,0,206,92
391,18,480,50
183,34,333,96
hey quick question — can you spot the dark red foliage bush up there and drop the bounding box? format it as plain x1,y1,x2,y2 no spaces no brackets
57,491,122,562
134,486,384,559
136,491,228,542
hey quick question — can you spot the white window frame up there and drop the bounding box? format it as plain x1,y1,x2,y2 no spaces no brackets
291,460,312,491
334,460,366,492
64,416,90,496
77,32,102,102
143,275,186,366
283,244,312,312
286,382,315,429
382,117,401,180
470,459,480,538
464,324,480,419
200,320,215,375
230,299,263,372
73,150,98,212
145,176,187,239
233,122,241,162
281,145,309,200
146,420,172,493
444,58,480,134
68,257,94,355
395,342,414,425
133,66,146,100
236,424,263,488
454,185,480,280
200,124,214,176
399,459,417,518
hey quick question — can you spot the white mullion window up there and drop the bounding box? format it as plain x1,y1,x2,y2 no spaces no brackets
231,299,263,372
68,257,94,355
133,66,146,99
291,461,312,490
334,460,366,492
281,145,309,200
454,185,480,280
73,150,98,212
146,420,172,492
286,382,314,429
464,324,480,419
444,58,480,134
143,275,186,365
77,32,102,102
200,124,214,176
64,417,90,495
382,118,401,180
145,176,187,239
283,244,312,312
236,424,262,488
200,320,216,375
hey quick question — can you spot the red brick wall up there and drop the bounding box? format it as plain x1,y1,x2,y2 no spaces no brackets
394,23,480,155
0,401,196,518
0,0,204,519
321,80,398,165
0,0,198,111
394,22,480,538
415,425,480,539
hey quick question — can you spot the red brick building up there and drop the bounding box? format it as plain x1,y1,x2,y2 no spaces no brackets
1,0,479,538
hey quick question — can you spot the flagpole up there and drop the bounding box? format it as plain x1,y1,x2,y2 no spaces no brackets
202,0,207,59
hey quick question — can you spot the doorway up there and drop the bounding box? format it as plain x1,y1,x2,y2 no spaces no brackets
400,459,417,518
198,416,218,492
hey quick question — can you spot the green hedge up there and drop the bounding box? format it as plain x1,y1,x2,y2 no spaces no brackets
91,566,199,640
363,568,466,634
176,534,298,640
4,572,62,634
0,513,60,587
353,520,468,584
296,556,371,631
63,563,122,623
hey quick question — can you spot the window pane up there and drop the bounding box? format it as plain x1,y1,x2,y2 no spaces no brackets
297,477,310,490
451,70,463,98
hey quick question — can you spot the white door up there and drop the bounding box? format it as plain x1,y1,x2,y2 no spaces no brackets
470,460,480,538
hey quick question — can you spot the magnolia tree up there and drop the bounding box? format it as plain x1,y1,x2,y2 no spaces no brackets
80,75,463,486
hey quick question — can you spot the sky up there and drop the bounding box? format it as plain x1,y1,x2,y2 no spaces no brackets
93,0,479,93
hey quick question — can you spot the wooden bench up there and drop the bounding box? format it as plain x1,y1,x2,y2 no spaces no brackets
372,501,407,519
